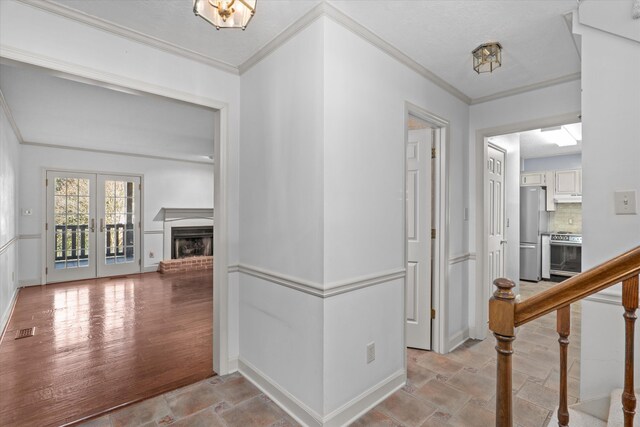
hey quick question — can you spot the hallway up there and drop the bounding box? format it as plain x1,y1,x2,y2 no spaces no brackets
76,281,580,427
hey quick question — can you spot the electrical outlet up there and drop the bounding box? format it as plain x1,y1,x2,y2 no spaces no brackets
568,218,573,225
366,342,375,364
149,251,155,258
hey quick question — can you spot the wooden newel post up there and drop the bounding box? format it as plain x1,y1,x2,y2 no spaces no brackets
489,278,517,427
622,275,639,427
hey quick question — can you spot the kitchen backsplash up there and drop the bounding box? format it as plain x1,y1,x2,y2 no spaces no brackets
550,203,582,233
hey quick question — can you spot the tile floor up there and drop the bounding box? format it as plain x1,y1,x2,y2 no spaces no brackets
79,281,580,427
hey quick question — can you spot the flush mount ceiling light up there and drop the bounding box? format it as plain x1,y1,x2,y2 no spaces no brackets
193,0,256,30
472,42,502,74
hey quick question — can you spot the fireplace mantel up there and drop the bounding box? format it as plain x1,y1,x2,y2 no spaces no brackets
161,208,213,260
160,208,213,221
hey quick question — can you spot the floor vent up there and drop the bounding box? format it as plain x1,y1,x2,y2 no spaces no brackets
15,327,35,339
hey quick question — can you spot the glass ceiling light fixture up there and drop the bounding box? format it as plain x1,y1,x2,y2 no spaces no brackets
540,126,579,147
472,42,503,74
193,0,256,30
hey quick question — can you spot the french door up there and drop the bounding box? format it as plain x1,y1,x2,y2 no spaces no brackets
46,171,141,283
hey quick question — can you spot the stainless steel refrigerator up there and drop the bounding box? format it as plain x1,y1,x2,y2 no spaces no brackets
520,186,548,281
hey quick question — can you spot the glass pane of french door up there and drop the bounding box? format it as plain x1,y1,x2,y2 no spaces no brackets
97,175,141,277
46,171,97,283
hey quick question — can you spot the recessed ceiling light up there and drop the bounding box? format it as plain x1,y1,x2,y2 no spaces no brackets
540,127,577,147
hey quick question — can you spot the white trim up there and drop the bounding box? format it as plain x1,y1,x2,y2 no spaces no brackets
238,2,326,74
469,73,582,105
143,265,159,273
18,234,41,240
16,0,238,75
143,230,163,235
239,358,323,427
0,237,18,255
321,4,471,104
447,329,470,352
449,252,476,265
0,88,24,143
239,358,405,427
0,289,19,344
404,103,450,354
0,53,231,375
472,112,582,340
585,293,622,306
19,278,41,287
235,264,406,299
227,357,238,373
20,140,214,165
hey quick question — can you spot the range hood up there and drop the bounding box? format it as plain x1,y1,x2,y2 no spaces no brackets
554,194,582,203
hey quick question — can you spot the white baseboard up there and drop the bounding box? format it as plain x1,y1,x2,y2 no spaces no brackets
143,265,159,273
239,358,323,427
0,289,19,343
227,357,238,373
238,358,405,427
19,278,41,287
447,328,470,352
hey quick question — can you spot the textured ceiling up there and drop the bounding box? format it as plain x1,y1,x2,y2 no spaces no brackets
47,0,581,100
0,63,216,162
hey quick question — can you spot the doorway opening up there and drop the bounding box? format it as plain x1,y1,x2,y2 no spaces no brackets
404,103,449,353
475,113,582,339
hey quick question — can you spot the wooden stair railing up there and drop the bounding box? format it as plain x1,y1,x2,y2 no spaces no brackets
489,245,640,427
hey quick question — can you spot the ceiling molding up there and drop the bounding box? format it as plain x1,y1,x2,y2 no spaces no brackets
17,0,239,75
563,11,582,59
321,2,472,104
0,87,25,143
469,72,582,105
21,140,214,165
238,2,326,74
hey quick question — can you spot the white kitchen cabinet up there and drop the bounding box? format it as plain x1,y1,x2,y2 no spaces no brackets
545,171,556,211
521,172,546,186
555,169,582,195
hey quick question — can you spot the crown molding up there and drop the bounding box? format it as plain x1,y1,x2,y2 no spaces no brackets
17,0,239,75
469,72,582,105
0,87,25,143
320,2,472,105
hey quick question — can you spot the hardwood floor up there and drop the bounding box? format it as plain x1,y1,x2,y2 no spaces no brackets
0,271,214,427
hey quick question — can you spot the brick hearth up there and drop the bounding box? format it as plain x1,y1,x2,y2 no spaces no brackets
158,256,213,274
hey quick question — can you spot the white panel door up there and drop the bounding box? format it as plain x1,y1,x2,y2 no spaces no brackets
406,127,432,350
46,171,97,283
487,145,506,299
97,175,141,277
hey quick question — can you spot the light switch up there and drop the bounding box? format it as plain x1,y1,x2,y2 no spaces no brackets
614,190,637,215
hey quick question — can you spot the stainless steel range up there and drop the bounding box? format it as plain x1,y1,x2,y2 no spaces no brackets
550,232,582,277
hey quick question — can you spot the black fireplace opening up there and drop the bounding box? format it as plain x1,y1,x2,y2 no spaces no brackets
171,226,213,259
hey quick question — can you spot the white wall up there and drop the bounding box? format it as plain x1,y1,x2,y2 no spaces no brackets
574,1,640,400
239,18,326,416
0,106,20,333
467,79,581,338
523,153,582,172
0,0,240,365
18,145,213,283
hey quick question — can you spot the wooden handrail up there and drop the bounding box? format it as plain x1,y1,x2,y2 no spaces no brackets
490,245,640,427
515,246,640,327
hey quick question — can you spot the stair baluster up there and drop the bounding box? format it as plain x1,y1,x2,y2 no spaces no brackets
622,275,639,427
557,305,571,427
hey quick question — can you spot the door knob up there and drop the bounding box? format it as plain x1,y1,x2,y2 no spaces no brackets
500,240,507,244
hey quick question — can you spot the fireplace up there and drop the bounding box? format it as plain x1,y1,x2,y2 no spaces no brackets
171,226,213,259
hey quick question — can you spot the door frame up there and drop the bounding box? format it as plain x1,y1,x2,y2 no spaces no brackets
43,169,144,283
1,53,231,375
404,102,450,354
472,112,581,340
